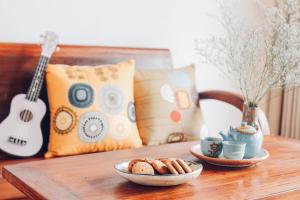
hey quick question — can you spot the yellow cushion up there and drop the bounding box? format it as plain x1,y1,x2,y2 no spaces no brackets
45,60,142,158
134,64,207,145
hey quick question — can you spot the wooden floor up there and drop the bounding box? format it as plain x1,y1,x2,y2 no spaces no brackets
0,157,41,200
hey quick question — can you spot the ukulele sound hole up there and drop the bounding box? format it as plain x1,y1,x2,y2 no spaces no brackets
20,109,33,122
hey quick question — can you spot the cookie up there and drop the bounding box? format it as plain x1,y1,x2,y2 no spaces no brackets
131,162,155,175
177,159,192,173
162,160,178,175
128,159,145,172
152,160,169,175
158,158,176,162
158,158,168,162
171,160,185,174
145,157,154,165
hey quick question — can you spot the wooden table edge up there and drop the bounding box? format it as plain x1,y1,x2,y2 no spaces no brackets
2,136,300,199
2,166,47,200
4,165,300,200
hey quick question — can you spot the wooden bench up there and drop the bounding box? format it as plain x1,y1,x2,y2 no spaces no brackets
0,43,270,199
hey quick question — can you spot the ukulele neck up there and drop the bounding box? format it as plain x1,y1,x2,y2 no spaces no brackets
25,55,50,102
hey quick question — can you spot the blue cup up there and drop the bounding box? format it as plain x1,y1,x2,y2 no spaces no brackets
201,137,223,158
223,141,246,160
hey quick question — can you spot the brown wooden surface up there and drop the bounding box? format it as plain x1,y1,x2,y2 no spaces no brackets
2,135,300,200
0,158,40,200
198,90,271,135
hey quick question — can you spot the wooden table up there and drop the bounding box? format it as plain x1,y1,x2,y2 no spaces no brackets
2,136,300,200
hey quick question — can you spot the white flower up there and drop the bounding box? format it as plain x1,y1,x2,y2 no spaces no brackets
196,0,300,105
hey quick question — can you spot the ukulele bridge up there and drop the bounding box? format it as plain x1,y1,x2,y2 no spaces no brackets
8,136,27,146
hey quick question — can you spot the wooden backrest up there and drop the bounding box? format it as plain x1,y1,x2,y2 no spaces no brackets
0,43,172,155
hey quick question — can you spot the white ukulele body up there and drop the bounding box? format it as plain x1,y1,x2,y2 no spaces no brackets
0,94,46,157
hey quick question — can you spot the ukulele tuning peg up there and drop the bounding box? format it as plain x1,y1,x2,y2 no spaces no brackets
38,34,45,46
38,40,43,46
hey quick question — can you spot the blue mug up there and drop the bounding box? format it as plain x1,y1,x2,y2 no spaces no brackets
201,137,223,158
223,141,246,160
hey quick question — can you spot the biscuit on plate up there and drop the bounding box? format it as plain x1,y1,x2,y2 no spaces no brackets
152,160,169,175
162,160,178,175
131,162,155,175
177,159,192,173
128,159,145,172
171,160,185,174
144,157,154,164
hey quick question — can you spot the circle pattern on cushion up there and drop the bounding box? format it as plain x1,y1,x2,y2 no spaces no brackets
68,83,93,108
160,84,175,103
53,106,77,134
170,110,181,123
167,71,192,87
78,112,108,143
99,85,125,115
127,101,136,122
110,116,130,140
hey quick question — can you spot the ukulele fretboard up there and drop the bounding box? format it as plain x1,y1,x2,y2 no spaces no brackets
26,55,49,101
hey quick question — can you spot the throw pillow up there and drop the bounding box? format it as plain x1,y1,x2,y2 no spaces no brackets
45,60,142,158
134,64,207,145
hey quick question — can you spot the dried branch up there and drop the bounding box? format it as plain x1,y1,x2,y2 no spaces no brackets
195,0,300,106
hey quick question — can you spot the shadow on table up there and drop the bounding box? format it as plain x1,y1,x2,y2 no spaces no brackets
187,157,255,171
114,181,195,199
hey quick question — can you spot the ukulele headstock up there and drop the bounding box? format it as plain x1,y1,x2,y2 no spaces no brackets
41,31,59,57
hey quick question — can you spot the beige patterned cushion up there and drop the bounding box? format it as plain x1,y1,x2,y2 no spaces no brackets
134,64,207,145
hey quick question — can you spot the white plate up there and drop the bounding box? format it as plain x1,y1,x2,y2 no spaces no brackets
190,144,269,168
114,160,203,186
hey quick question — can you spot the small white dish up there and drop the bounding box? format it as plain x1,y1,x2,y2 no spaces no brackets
114,160,203,186
190,144,269,168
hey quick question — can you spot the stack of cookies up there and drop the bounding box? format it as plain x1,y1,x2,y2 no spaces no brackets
128,158,193,175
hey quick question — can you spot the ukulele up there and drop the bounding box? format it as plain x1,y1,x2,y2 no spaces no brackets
0,32,59,157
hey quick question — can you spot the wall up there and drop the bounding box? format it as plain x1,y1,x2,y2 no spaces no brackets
0,0,265,137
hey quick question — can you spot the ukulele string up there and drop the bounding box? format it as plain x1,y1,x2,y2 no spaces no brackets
21,56,45,121
24,56,48,122
24,56,50,122
24,56,49,122
22,56,47,122
31,56,49,101
26,56,46,101
22,56,46,122
29,56,48,101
